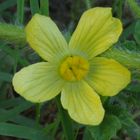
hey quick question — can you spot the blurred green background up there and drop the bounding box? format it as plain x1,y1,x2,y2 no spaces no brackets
0,0,140,140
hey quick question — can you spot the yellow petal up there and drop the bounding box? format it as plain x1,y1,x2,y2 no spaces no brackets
69,7,122,59
86,57,131,96
13,62,65,103
61,81,105,125
25,14,68,61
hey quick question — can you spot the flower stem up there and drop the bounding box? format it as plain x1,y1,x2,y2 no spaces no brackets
40,0,49,16
55,96,74,140
30,0,40,15
17,0,24,25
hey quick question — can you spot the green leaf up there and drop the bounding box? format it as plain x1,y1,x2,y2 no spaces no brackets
0,97,22,108
0,71,12,82
127,0,140,18
11,115,42,128
119,111,140,138
0,100,33,122
0,44,29,66
0,23,26,45
107,106,140,139
0,0,17,12
83,128,93,140
121,40,138,51
88,115,122,140
127,83,140,93
0,122,49,140
134,20,140,45
120,22,136,41
102,47,140,71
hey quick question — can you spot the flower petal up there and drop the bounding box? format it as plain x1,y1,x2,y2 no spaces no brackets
61,81,105,125
25,14,68,61
69,7,122,59
13,62,65,103
86,57,131,96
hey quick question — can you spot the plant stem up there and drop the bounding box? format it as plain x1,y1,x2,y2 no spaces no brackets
17,0,24,25
30,0,40,15
40,0,49,16
55,96,74,140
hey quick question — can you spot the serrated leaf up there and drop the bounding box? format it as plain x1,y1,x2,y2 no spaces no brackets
88,115,121,140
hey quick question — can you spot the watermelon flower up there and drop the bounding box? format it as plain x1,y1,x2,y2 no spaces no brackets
13,7,131,125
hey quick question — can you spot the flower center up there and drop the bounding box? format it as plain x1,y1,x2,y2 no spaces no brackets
60,56,89,81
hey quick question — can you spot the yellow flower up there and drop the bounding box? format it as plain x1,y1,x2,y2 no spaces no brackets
12,7,131,125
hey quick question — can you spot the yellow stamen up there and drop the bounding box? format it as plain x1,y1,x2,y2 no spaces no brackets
60,56,89,81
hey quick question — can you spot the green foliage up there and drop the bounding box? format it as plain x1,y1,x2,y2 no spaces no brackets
127,0,140,18
30,0,40,15
17,0,25,24
56,96,75,140
0,72,12,82
0,23,26,45
102,47,140,71
134,20,140,45
0,0,17,12
107,106,140,139
0,123,49,140
0,0,140,140
87,115,122,140
40,0,49,16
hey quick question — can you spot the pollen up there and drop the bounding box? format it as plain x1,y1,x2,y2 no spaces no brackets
60,56,89,81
